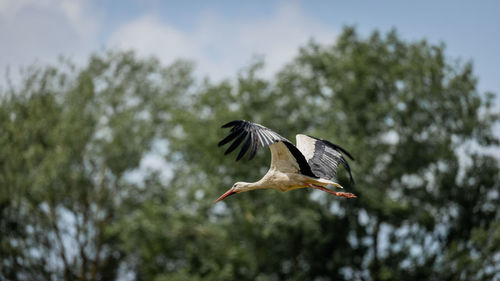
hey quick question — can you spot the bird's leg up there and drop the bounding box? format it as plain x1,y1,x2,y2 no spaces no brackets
304,183,357,198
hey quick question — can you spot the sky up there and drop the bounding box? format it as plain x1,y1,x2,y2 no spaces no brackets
1,0,499,97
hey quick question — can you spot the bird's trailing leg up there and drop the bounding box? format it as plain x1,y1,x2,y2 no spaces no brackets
305,183,357,198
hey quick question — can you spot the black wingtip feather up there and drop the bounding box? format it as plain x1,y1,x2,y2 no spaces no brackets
326,141,355,161
236,134,252,161
307,135,355,161
248,132,259,160
224,131,248,155
340,156,355,184
218,120,289,162
218,127,243,147
221,120,242,128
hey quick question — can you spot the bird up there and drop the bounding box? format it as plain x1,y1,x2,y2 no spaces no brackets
216,120,357,202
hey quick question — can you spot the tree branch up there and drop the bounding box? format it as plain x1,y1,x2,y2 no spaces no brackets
49,204,72,281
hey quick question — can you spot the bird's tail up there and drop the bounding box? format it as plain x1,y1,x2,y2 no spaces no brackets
311,178,344,189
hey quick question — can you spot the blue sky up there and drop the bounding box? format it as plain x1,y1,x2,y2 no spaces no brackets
1,0,499,97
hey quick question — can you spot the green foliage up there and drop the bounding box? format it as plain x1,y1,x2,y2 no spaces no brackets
0,52,192,280
1,28,499,281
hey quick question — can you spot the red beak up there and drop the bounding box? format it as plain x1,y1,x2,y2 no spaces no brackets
216,188,236,202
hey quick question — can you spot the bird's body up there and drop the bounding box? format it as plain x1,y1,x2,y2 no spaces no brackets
216,120,357,202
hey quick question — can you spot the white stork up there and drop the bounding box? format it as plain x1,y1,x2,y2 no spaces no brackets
216,120,357,202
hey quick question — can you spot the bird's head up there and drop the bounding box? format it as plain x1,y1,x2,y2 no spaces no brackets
215,181,251,202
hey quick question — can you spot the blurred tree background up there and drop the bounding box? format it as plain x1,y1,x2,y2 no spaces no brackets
1,27,499,281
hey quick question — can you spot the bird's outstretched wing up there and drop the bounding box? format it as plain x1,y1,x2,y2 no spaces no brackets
218,120,316,177
296,134,355,183
218,120,288,160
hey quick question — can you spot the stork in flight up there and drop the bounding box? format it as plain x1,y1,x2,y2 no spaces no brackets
216,120,357,202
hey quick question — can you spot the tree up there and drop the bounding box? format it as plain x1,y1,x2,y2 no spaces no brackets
0,52,193,280
1,27,499,281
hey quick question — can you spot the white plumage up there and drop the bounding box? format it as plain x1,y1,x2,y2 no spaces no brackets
296,134,316,162
269,142,301,174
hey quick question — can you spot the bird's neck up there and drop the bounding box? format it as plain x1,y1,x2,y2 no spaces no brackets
241,180,268,192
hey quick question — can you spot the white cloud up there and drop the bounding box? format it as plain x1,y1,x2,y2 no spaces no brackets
108,2,337,80
109,15,197,63
0,0,98,75
0,1,336,81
